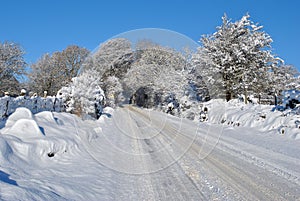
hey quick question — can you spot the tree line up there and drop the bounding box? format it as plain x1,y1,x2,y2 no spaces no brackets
1,13,299,110
0,43,89,96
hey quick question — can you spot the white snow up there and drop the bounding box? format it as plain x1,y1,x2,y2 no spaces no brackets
202,99,300,140
0,103,299,200
5,107,34,127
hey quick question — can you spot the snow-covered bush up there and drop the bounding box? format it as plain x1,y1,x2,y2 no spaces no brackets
282,90,300,109
60,70,105,119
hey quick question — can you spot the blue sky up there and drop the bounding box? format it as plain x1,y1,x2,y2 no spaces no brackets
1,0,299,70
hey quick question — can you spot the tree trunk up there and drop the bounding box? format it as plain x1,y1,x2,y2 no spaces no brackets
226,91,231,102
244,88,248,104
274,93,278,106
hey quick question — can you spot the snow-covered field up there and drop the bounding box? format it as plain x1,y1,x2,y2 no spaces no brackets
0,103,299,200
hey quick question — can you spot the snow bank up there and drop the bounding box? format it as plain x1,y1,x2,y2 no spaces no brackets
204,99,300,140
2,107,44,138
145,96,300,140
0,108,113,200
6,119,44,138
0,109,82,163
5,107,34,127
35,111,57,125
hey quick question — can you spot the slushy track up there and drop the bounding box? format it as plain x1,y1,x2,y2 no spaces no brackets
84,106,300,201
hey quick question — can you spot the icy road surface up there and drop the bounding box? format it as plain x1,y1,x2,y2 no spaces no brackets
0,106,300,200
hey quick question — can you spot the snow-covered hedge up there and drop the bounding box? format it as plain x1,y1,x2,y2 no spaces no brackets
1,70,107,120
0,95,64,120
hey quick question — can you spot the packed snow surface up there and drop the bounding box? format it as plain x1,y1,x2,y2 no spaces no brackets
0,105,299,200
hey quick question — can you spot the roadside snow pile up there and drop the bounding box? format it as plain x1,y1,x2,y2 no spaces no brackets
156,97,300,140
203,99,300,140
1,107,44,139
5,107,34,127
0,107,114,200
0,108,82,165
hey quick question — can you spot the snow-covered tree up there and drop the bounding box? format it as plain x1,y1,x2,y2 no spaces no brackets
59,69,105,118
28,53,58,96
200,13,282,102
135,41,188,71
190,49,214,101
89,38,132,77
272,64,300,91
54,45,89,83
28,45,89,96
103,76,124,107
122,43,190,107
0,41,26,95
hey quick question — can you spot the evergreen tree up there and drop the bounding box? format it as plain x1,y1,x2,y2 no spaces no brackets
200,14,282,102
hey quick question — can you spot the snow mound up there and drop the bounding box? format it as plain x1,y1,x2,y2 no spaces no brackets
103,107,114,114
97,107,114,123
5,107,34,127
205,99,300,140
0,112,81,167
35,111,57,124
0,137,13,160
4,119,44,138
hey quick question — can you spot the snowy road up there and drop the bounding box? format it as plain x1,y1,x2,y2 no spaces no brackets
82,106,300,201
1,106,300,200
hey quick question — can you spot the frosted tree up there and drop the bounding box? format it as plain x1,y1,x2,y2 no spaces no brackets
200,14,282,102
89,38,133,77
28,45,89,96
28,53,58,95
135,40,188,71
123,43,190,107
0,41,26,95
59,69,105,118
103,76,124,107
54,45,89,83
82,38,136,107
272,64,299,91
190,48,214,101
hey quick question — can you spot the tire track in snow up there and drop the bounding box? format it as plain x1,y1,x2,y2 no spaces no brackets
128,106,300,200
127,106,209,200
78,106,300,200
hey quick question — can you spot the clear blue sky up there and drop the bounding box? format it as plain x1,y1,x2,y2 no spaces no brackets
1,0,299,70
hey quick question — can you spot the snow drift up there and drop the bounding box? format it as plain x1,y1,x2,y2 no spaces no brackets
203,99,300,140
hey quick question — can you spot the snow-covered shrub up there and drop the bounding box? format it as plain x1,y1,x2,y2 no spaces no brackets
282,90,300,109
59,70,105,119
